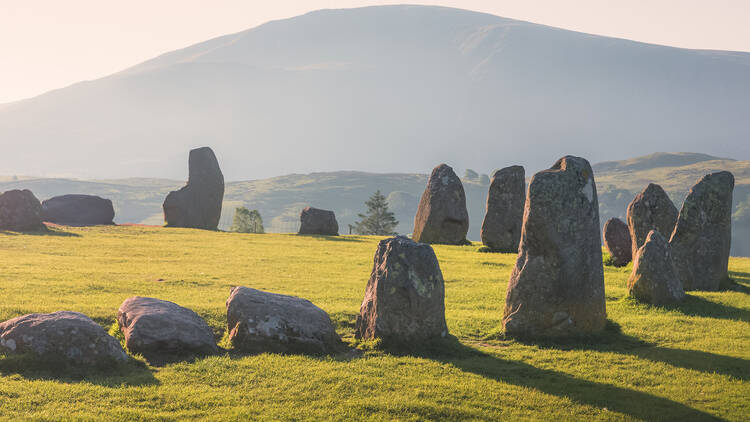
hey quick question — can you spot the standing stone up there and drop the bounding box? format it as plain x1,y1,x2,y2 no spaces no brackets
626,183,678,259
0,189,46,231
356,236,448,345
163,147,224,230
670,171,734,291
503,156,606,337
628,230,685,305
0,311,127,365
117,297,218,361
226,287,344,355
480,166,525,252
298,207,338,235
603,217,632,266
42,194,115,226
412,164,469,245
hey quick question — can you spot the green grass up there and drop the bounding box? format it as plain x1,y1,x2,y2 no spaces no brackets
0,225,748,421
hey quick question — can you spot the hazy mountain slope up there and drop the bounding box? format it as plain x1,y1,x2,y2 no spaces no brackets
0,5,748,180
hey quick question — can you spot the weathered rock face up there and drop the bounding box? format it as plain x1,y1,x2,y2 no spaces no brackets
628,230,685,305
298,207,339,235
626,183,678,259
670,171,734,291
355,236,448,345
226,286,343,355
503,156,606,337
603,217,632,266
0,311,127,365
412,164,469,245
480,166,525,252
42,194,115,226
0,189,46,231
163,147,224,230
117,297,218,361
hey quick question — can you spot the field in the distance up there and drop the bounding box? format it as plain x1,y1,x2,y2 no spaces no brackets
0,226,748,421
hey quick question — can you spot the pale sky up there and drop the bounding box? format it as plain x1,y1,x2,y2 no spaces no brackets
1,0,749,104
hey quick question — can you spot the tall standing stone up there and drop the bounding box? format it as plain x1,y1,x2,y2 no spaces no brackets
503,156,606,337
163,147,224,230
670,171,734,291
628,230,685,305
480,166,525,252
412,164,469,245
626,183,678,259
603,217,632,266
0,189,46,232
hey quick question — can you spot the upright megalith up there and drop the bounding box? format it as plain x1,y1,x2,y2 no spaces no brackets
163,147,224,230
356,236,448,345
42,194,115,226
626,183,678,258
412,164,469,245
0,189,46,231
298,207,338,235
603,217,632,266
670,171,734,291
481,166,525,252
628,230,685,305
503,156,606,337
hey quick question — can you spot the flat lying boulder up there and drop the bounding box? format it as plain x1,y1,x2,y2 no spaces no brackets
42,194,115,226
0,311,127,365
603,217,632,266
117,297,218,360
412,164,469,245
503,156,606,337
0,189,46,231
356,236,448,345
670,171,734,291
628,230,685,305
226,286,343,355
480,166,525,252
163,147,224,230
626,183,678,258
298,206,338,235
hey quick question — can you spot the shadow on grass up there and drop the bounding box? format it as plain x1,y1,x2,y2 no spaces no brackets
0,354,158,387
664,294,750,323
724,275,750,293
295,234,367,242
0,228,81,237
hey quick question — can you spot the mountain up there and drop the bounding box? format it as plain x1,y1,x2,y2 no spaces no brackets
1,5,749,180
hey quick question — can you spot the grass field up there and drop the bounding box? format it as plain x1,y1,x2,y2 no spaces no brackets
0,225,748,421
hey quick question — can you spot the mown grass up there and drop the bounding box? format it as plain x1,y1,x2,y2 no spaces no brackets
0,225,748,421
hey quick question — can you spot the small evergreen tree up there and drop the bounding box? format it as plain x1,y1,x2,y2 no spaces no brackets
354,190,399,235
230,207,264,233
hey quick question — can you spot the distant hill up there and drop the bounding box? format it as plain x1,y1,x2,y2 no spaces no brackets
2,152,749,257
0,5,748,180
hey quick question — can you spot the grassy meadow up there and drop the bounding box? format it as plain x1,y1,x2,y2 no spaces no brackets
0,225,748,420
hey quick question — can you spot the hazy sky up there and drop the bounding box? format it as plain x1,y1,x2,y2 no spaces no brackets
2,0,749,104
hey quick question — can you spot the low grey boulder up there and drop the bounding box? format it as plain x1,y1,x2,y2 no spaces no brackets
42,194,115,226
0,311,127,365
355,236,448,346
0,189,46,232
117,297,218,360
226,286,343,355
298,206,339,235
603,217,632,267
628,230,685,305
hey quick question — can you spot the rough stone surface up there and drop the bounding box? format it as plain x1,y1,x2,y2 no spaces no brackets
503,156,606,337
0,311,127,365
163,147,224,230
480,165,525,252
355,236,448,345
670,171,734,291
298,207,339,235
226,286,343,355
0,189,46,231
412,164,469,245
626,183,678,259
628,230,685,305
117,297,218,360
42,194,115,226
603,217,632,266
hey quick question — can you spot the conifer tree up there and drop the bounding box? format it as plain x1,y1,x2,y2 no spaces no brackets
353,190,399,235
